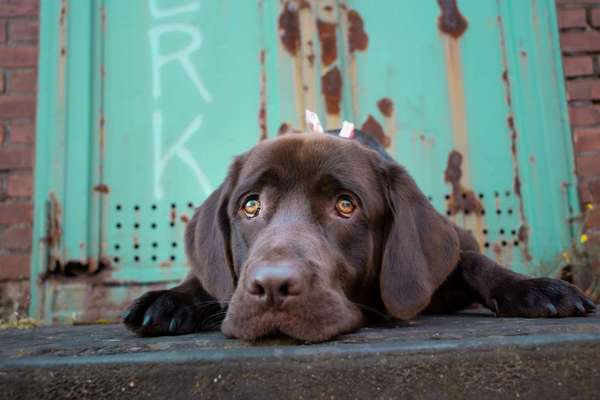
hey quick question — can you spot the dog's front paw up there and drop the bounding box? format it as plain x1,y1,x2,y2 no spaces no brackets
122,290,223,336
488,278,595,318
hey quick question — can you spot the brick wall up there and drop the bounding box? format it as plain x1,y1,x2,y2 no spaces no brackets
0,0,38,319
557,0,600,236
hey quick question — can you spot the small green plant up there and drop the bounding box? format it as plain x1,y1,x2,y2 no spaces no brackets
556,232,600,303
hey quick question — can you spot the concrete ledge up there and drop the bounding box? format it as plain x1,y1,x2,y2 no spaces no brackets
1,311,599,399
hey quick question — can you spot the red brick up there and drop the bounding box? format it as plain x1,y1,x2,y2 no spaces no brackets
10,121,34,144
585,207,600,230
574,128,600,152
0,72,4,93
7,174,32,197
563,57,594,77
579,181,593,203
569,106,600,126
0,203,32,224
0,225,32,250
0,255,30,280
0,95,35,118
0,47,37,67
592,8,600,27
560,31,600,52
589,181,600,202
0,20,6,43
576,154,600,177
0,147,33,169
558,9,587,29
567,80,600,100
0,281,30,317
9,20,38,43
0,124,4,144
8,69,36,93
0,1,38,17
557,0,600,4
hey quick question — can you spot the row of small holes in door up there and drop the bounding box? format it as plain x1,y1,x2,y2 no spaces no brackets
427,190,517,216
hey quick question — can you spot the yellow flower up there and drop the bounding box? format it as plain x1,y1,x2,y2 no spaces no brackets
586,203,594,210
580,234,588,243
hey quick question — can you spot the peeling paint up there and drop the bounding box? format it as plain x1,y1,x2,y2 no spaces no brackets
361,115,390,148
443,150,484,216
347,9,368,53
93,184,110,194
437,0,468,39
278,1,301,56
258,49,267,141
498,16,531,262
317,20,337,66
377,98,394,118
321,66,342,115
278,123,290,135
48,193,62,250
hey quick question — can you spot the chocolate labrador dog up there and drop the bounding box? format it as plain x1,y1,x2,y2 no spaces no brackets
122,129,595,342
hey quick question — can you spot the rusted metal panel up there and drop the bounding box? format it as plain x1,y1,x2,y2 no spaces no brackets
33,0,578,322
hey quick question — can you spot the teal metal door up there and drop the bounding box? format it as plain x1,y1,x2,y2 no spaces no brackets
32,0,578,323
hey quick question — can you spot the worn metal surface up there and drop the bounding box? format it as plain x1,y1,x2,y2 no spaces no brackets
32,0,578,323
1,312,599,399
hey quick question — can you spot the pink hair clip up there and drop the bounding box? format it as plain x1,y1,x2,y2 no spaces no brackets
305,110,324,134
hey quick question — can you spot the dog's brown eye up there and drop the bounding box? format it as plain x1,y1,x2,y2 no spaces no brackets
335,194,355,218
242,195,261,218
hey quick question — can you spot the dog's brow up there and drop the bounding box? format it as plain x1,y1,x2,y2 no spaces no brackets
235,167,281,198
318,171,372,211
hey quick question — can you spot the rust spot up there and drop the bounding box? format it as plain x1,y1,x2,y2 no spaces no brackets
160,261,172,268
321,66,342,115
258,49,267,141
59,1,67,58
444,151,484,215
347,9,368,53
48,193,62,248
498,19,530,263
324,5,333,12
317,20,337,66
278,123,290,135
279,1,301,56
492,243,503,259
361,115,391,148
306,53,315,65
377,98,394,118
93,184,110,194
518,225,532,261
514,175,521,197
507,115,514,130
297,0,310,9
180,214,190,224
437,0,468,39
170,208,177,224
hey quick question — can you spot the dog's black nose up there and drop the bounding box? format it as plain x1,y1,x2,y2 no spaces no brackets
248,264,303,308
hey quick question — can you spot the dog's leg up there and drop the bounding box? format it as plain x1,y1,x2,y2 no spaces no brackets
448,251,596,317
122,275,224,336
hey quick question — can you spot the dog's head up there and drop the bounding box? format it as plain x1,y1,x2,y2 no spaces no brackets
185,132,459,342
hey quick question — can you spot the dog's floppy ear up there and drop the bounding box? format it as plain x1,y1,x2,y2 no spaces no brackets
379,162,460,319
184,156,245,302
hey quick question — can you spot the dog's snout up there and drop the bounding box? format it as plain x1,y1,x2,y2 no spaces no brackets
248,264,303,308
